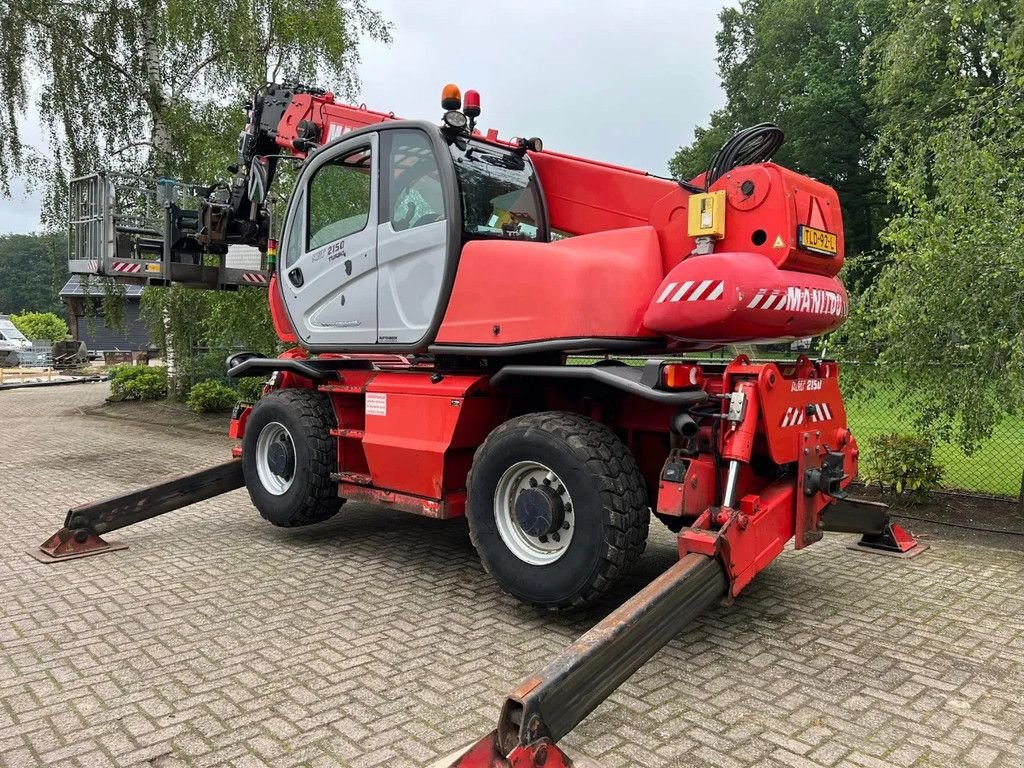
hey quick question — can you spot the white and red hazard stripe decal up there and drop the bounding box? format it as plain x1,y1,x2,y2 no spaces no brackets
111,261,143,273
748,288,789,311
655,279,726,303
241,272,268,284
780,402,834,427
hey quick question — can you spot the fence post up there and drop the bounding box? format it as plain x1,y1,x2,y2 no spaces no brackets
1018,467,1024,518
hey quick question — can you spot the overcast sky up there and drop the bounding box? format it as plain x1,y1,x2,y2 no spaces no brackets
0,0,729,234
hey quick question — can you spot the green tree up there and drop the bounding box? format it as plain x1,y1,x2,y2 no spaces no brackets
670,0,888,288
0,0,391,206
10,311,69,342
0,233,69,314
841,0,1024,450
0,0,391,392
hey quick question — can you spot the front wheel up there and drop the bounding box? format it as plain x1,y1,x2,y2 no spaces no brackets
242,389,342,527
466,411,649,610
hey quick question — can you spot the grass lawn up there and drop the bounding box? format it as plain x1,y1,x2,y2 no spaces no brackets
845,397,1024,498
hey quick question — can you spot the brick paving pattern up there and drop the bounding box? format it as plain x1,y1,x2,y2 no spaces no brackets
1,383,1022,767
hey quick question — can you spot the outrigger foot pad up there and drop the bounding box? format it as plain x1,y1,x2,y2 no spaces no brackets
848,522,928,559
30,528,128,563
439,734,584,768
29,459,244,565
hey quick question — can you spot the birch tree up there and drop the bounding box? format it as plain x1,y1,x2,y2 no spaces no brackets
0,0,391,218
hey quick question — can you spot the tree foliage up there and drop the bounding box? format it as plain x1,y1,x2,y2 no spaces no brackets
842,0,1024,450
0,0,391,212
0,233,69,314
670,0,888,280
0,0,391,394
139,284,279,397
685,0,1024,450
10,311,69,342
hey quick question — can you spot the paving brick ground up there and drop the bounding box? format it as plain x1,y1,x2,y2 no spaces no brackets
1,383,1023,768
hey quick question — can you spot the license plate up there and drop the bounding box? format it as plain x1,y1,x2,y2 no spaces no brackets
797,225,838,256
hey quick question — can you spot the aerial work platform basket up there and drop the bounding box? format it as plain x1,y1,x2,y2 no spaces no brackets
67,172,271,289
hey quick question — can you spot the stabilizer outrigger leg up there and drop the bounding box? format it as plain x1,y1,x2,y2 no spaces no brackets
31,460,244,562
820,497,929,559
444,554,728,768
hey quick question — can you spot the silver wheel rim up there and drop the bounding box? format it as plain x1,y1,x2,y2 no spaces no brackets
494,460,575,565
255,421,295,496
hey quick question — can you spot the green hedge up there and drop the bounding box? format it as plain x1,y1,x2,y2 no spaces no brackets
109,365,167,401
235,376,266,403
187,380,239,413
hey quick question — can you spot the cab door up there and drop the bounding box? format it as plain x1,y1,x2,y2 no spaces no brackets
279,133,379,348
376,128,451,345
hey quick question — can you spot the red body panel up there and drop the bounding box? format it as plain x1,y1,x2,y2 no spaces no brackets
275,93,396,154
268,274,297,343
231,351,853,598
361,373,505,504
436,227,663,345
528,152,690,266
643,252,848,344
710,163,844,275
273,96,849,353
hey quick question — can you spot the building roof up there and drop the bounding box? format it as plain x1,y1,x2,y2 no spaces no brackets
60,275,145,298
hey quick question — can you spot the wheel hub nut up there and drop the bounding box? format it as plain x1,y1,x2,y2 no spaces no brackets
266,440,295,478
514,485,566,538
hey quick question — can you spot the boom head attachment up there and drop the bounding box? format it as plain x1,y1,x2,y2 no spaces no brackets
67,170,272,288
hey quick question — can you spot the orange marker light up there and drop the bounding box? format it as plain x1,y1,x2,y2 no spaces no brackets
441,83,462,111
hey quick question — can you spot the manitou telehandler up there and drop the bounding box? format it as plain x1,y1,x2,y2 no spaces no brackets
37,82,924,767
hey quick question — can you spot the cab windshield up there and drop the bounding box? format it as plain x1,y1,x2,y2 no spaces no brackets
450,141,545,241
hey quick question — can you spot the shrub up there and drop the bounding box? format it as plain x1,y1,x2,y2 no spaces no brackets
109,365,167,401
861,433,943,502
235,376,266,403
10,311,68,342
187,379,239,413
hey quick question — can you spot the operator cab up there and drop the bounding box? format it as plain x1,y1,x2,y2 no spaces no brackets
278,107,548,352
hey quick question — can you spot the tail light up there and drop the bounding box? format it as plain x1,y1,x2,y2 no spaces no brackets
661,363,704,390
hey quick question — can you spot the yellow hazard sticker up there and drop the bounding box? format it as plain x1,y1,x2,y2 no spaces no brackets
145,263,161,273
773,235,785,249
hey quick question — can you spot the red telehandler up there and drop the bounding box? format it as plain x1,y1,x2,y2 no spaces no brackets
39,83,924,767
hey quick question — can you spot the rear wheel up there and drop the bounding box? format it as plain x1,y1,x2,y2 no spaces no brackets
243,389,342,527
466,411,649,610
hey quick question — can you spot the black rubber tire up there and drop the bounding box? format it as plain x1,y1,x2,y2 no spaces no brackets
242,389,342,527
466,411,650,610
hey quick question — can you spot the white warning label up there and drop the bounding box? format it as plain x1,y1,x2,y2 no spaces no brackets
365,392,387,416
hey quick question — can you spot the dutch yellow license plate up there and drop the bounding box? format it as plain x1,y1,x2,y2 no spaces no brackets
797,225,838,256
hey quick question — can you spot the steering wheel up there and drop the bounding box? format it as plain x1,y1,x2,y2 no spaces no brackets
391,160,441,231
410,211,444,228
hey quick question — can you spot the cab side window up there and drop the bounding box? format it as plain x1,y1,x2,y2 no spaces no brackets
307,147,372,250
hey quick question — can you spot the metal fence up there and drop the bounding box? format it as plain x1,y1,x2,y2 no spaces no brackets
843,384,1023,505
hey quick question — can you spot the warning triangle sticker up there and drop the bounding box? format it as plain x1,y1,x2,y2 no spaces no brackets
773,235,785,249
807,197,827,230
